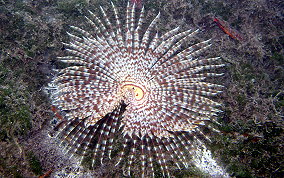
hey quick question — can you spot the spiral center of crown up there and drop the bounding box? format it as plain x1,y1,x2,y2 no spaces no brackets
121,82,145,101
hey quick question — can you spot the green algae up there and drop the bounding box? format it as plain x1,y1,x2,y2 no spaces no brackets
200,1,232,21
57,0,88,16
27,151,43,175
0,64,32,140
209,115,284,178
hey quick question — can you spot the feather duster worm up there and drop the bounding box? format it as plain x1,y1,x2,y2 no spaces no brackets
49,1,224,177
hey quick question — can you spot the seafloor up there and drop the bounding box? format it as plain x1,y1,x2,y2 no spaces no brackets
0,0,283,177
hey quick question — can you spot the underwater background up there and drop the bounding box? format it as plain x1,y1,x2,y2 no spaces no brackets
0,0,283,177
